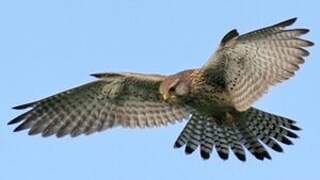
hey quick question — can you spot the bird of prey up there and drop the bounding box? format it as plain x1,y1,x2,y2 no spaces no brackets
9,18,313,161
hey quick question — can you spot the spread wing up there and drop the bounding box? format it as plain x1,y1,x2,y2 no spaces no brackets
202,18,313,111
9,72,190,137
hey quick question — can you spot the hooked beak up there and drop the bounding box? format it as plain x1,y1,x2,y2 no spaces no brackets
162,92,170,101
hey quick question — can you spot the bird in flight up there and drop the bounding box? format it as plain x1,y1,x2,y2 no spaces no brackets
9,18,313,161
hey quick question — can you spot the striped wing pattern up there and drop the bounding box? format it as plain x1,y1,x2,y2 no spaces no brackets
9,73,190,137
203,18,313,111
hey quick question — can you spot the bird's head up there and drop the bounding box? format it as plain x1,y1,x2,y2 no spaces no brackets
159,70,193,101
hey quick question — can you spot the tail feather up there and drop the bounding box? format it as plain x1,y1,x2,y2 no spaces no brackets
214,126,230,160
199,122,214,159
174,115,203,154
174,118,196,149
224,125,246,161
238,123,272,160
246,108,298,146
174,108,300,161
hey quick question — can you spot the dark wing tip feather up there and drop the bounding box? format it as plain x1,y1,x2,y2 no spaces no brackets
298,48,310,56
90,73,106,78
290,124,302,131
296,28,309,34
13,122,29,132
90,72,122,78
8,111,31,125
220,29,239,45
306,40,314,47
309,40,314,46
12,102,36,110
284,28,310,35
286,130,299,138
274,17,297,28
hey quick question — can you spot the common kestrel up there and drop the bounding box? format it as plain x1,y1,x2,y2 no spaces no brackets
9,18,313,161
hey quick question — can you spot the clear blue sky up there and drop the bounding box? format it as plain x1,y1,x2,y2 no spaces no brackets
0,0,319,179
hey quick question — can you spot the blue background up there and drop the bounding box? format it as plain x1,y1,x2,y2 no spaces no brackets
1,0,319,179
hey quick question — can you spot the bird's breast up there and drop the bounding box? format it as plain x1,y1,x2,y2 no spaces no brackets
185,79,234,116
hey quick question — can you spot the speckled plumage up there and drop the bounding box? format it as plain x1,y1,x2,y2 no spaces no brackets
9,18,313,161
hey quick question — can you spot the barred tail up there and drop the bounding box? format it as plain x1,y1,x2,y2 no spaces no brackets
174,108,301,161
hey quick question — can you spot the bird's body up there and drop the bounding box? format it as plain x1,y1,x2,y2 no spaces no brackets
9,18,313,161
190,70,235,114
161,69,232,113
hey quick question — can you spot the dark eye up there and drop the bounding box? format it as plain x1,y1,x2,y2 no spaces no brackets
169,86,175,93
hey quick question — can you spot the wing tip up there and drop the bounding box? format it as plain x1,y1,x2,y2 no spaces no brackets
90,73,104,78
13,125,25,132
7,119,18,125
12,102,36,110
8,114,26,125
90,72,122,79
276,17,297,27
285,28,310,36
284,17,297,26
307,40,315,47
220,29,239,45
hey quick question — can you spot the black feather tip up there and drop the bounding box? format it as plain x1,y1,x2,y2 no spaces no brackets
217,150,229,160
234,152,246,162
200,150,210,160
280,136,293,145
220,29,239,45
12,102,36,110
174,141,183,149
271,143,284,152
8,110,32,125
185,145,196,154
273,17,297,28
254,151,272,160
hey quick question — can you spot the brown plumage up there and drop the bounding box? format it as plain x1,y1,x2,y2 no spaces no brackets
9,18,313,161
